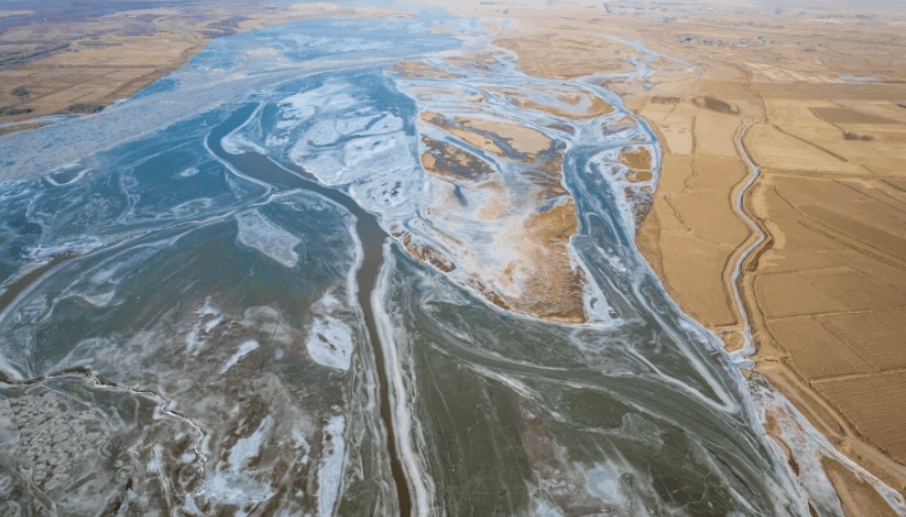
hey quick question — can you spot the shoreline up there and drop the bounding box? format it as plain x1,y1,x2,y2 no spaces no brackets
632,76,906,517
734,140,906,501
726,123,764,360
630,85,906,510
458,3,906,512
208,105,413,516
733,123,906,510
0,2,410,131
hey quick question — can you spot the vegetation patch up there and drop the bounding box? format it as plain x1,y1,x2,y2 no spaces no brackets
843,132,874,141
0,106,33,116
812,106,896,124
11,86,29,99
66,103,105,114
692,96,739,114
650,96,680,104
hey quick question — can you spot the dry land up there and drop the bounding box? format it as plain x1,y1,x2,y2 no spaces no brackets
409,100,592,323
0,2,406,130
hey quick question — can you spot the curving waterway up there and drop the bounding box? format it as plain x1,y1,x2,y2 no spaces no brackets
208,103,413,514
1,13,900,517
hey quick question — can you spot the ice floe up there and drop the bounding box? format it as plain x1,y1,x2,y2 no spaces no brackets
186,298,225,355
317,415,346,517
219,339,260,374
306,291,354,371
235,209,302,268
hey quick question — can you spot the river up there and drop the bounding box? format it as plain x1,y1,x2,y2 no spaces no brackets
0,14,868,517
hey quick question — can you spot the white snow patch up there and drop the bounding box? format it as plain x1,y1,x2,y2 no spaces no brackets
305,291,354,371
222,131,268,156
292,425,312,465
277,84,356,123
360,114,404,135
586,463,629,508
532,499,565,517
235,210,302,268
147,444,164,473
219,339,260,374
26,235,105,261
317,415,346,517
194,416,273,509
186,298,224,355
204,315,224,333
229,417,269,469
16,296,46,323
305,316,353,371
199,470,273,508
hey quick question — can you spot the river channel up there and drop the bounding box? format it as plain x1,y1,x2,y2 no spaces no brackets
0,14,870,517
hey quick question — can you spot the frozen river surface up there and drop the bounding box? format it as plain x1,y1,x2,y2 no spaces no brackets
0,15,875,517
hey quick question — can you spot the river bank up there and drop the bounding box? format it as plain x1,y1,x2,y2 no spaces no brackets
0,12,834,514
464,4,906,514
420,1,906,514
0,2,408,131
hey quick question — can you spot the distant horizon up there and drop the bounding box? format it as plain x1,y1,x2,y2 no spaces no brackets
2,0,906,8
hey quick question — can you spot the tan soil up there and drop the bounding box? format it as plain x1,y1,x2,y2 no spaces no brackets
389,61,463,79
517,200,586,323
1,29,208,121
812,107,899,125
0,121,49,136
445,51,503,71
493,30,634,80
421,111,555,158
416,100,586,322
399,40,658,324
619,147,652,171
489,86,616,120
617,9,906,509
456,117,552,156
419,135,495,181
824,458,901,517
